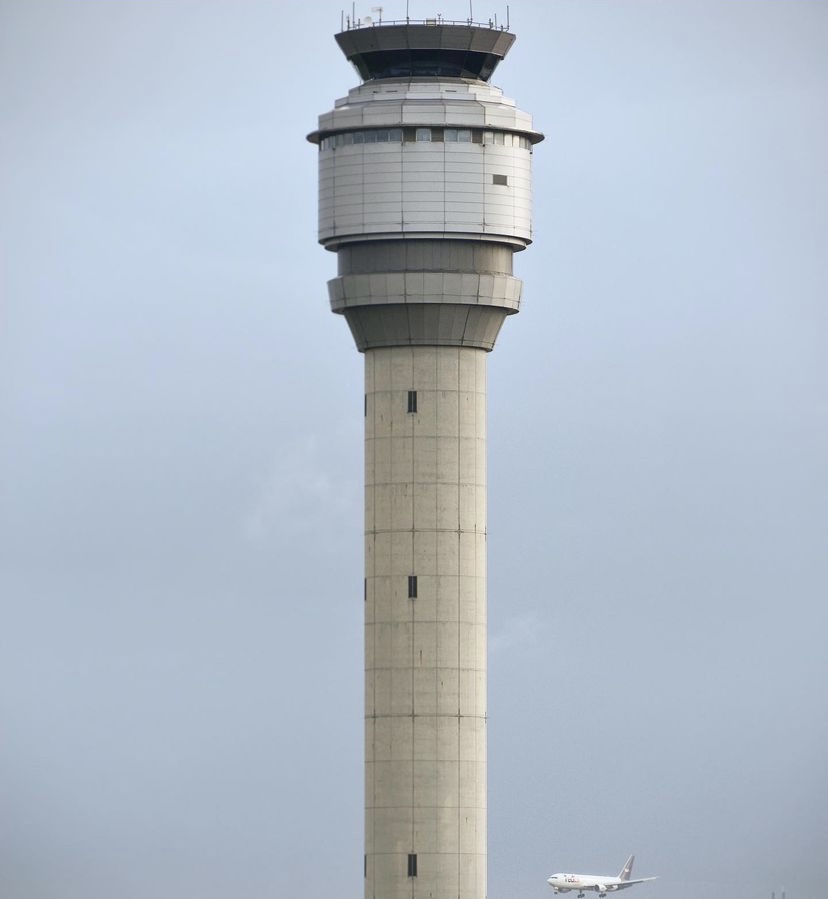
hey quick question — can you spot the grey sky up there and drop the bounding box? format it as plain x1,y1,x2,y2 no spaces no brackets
1,2,826,898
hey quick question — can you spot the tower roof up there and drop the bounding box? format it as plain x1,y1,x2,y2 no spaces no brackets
335,23,515,82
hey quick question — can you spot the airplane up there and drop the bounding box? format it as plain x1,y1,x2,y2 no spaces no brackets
547,854,657,898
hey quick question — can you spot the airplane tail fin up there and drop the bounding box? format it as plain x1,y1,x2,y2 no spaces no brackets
619,856,635,881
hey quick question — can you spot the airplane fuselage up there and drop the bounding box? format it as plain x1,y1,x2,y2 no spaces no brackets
547,874,631,895
547,857,656,898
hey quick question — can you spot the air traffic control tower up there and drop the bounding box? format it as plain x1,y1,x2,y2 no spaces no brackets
309,17,542,899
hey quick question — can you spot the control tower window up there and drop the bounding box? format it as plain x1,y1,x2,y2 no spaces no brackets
319,127,531,151
320,128,403,149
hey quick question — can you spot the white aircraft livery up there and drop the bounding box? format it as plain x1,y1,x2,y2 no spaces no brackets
547,855,657,898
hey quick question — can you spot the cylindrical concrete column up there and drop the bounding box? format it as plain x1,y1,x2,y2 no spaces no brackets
365,345,487,899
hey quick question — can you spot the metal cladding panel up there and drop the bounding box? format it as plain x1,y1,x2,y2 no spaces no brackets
446,173,483,187
444,102,474,115
312,75,537,247
365,178,405,196
405,157,446,170
482,109,521,130
401,108,448,125
319,141,532,245
313,78,541,141
367,110,406,126
447,195,483,210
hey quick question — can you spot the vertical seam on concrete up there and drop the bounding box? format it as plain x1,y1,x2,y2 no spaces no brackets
442,141,447,240
409,347,416,871
455,345,462,899
477,350,484,899
366,352,375,899
430,346,439,880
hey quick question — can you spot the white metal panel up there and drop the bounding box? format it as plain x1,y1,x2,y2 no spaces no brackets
317,78,537,247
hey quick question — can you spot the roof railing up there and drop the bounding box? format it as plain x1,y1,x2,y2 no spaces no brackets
341,8,510,32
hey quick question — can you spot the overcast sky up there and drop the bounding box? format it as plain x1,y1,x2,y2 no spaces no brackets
1,2,826,898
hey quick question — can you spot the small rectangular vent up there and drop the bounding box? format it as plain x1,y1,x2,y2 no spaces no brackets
493,174,508,186
407,390,418,413
407,854,418,877
408,576,418,599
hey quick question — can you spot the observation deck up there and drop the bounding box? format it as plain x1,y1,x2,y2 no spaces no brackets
335,19,515,82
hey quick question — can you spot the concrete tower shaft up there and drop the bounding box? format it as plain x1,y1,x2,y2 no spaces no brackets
365,343,487,899
310,21,541,899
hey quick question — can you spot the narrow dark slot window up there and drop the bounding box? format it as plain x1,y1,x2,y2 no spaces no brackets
408,575,418,599
364,579,367,601
364,393,367,416
407,390,417,413
364,855,367,878
408,854,418,878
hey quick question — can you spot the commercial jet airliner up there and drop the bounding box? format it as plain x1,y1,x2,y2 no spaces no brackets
547,855,657,898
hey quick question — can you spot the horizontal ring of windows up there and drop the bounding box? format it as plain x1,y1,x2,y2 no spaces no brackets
321,129,403,149
320,127,533,151
483,130,533,149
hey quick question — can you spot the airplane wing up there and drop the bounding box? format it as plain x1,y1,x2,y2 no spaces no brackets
619,878,658,887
